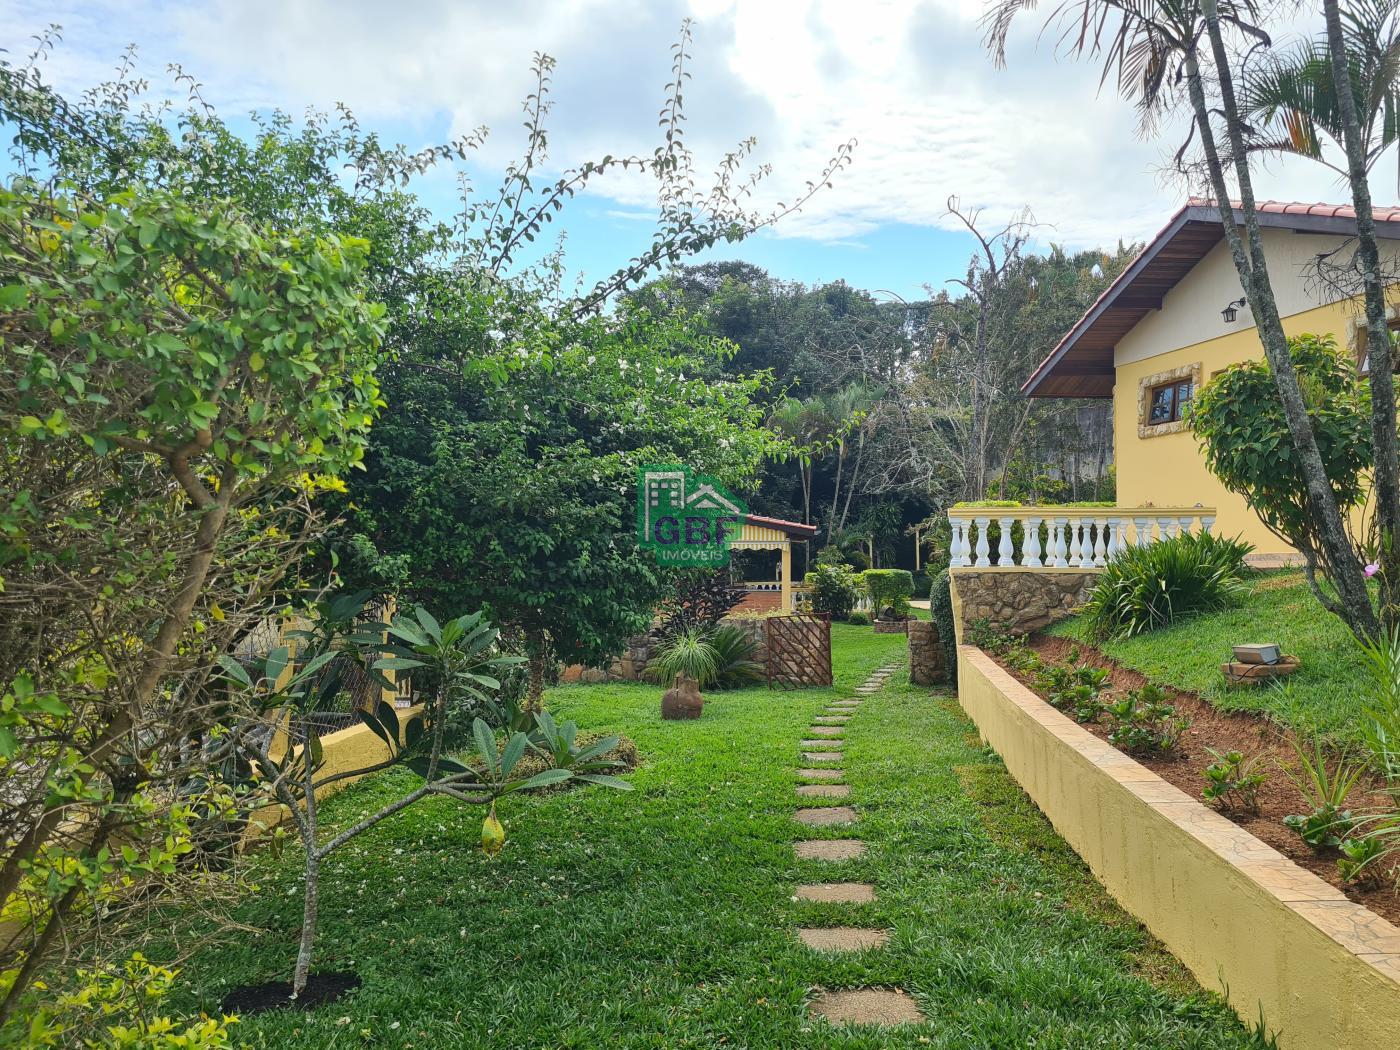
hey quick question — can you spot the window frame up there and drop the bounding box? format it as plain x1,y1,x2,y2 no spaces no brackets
1136,362,1201,439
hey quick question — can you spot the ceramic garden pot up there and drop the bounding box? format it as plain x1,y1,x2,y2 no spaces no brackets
661,673,704,720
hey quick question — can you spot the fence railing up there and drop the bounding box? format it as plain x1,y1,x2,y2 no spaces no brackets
947,506,1217,569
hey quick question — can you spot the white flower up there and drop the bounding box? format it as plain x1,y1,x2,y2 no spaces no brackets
486,329,505,342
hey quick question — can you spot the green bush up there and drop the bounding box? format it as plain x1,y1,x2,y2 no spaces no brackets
911,571,932,599
1082,532,1254,640
863,568,914,617
649,628,720,686
708,625,764,689
806,559,863,621
1191,333,1371,565
648,625,762,690
928,569,958,686
847,611,871,626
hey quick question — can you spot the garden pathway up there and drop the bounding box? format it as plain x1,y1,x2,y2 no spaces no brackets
794,662,925,1029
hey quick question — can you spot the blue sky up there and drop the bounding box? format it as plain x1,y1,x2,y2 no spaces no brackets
1,0,1361,302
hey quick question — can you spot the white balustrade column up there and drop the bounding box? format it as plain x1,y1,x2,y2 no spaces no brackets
1106,518,1122,560
973,517,991,567
1052,517,1068,567
997,517,1015,566
1068,518,1083,567
1179,515,1195,539
1134,516,1151,547
1092,519,1108,566
947,518,964,567
1023,517,1043,567
1157,516,1175,540
1201,515,1215,535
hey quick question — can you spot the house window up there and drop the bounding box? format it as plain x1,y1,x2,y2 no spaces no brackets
1136,362,1201,439
1356,318,1400,376
1147,378,1194,425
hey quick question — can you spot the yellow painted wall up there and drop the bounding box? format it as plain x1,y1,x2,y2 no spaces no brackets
957,645,1400,1049
1115,295,1372,557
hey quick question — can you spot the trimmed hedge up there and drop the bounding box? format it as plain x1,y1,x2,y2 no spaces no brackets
863,568,914,613
929,568,958,686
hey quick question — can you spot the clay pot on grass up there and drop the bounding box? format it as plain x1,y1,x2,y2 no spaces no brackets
661,673,704,720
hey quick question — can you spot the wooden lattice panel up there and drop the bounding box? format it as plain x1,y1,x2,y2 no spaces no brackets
765,613,833,689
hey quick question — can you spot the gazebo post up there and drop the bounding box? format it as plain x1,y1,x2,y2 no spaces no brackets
780,542,793,613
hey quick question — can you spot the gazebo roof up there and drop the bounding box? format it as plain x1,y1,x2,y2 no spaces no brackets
744,514,818,539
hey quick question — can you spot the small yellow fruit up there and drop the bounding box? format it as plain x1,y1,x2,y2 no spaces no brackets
481,806,505,858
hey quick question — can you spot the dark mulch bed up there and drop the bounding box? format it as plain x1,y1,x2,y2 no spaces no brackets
220,971,361,1015
991,634,1400,926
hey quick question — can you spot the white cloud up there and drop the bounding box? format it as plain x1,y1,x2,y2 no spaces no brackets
0,0,1380,254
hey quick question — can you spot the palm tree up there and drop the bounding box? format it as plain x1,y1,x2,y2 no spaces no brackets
983,0,1383,639
1240,0,1400,630
1242,0,1400,178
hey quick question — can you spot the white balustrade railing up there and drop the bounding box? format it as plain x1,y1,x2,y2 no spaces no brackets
947,507,1217,569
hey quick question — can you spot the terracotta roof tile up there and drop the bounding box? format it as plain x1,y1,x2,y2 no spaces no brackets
1186,197,1400,223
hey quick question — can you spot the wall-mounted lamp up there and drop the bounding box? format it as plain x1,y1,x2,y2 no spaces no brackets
1221,297,1247,323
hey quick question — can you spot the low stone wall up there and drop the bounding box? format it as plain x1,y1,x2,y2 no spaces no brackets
907,621,946,685
948,568,1099,641
872,618,909,635
720,616,770,669
958,646,1400,1049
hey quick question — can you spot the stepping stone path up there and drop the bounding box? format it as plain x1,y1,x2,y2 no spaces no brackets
809,989,923,1026
796,784,850,798
795,882,876,903
797,927,889,951
790,663,924,1028
794,806,857,826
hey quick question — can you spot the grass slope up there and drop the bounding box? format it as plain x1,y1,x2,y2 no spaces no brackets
161,624,1258,1048
1050,571,1369,743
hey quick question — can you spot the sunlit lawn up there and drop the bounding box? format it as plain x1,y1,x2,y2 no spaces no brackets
153,624,1260,1048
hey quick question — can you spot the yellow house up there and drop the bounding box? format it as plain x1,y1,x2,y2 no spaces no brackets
1022,199,1400,560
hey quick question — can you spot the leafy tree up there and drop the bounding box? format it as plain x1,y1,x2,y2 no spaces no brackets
330,298,784,705
1191,333,1374,612
0,180,383,1022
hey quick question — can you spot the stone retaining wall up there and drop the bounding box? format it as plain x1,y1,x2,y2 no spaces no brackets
948,568,1099,641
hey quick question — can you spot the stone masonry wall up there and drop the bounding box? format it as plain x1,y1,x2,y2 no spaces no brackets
907,620,946,685
948,569,1100,640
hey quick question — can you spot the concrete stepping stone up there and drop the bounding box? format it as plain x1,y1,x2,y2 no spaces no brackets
800,739,844,750
794,806,857,826
794,839,865,861
801,751,844,763
809,988,922,1026
798,767,845,780
797,927,889,951
795,882,876,903
829,701,860,708
808,726,845,736
812,716,849,724
797,784,850,798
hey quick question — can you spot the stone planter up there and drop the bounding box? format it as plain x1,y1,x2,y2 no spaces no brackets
660,674,704,720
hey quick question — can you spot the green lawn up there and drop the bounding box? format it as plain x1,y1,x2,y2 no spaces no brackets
156,624,1261,1048
1049,570,1370,744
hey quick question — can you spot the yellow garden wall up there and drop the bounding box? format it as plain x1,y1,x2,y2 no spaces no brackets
957,645,1400,1049
243,705,422,844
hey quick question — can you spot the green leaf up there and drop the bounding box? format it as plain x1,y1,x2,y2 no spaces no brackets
508,768,573,792
573,773,634,791
473,718,499,778
372,657,427,671
0,728,16,760
0,284,28,309
499,732,527,777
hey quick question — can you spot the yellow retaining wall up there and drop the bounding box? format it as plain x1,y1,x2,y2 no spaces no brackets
243,705,422,844
957,645,1400,1049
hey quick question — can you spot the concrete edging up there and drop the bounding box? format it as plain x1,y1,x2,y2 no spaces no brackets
957,644,1400,1050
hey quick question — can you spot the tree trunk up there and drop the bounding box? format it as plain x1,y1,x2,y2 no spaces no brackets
293,731,320,998
1192,18,1379,639
1323,0,1400,632
524,629,548,713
